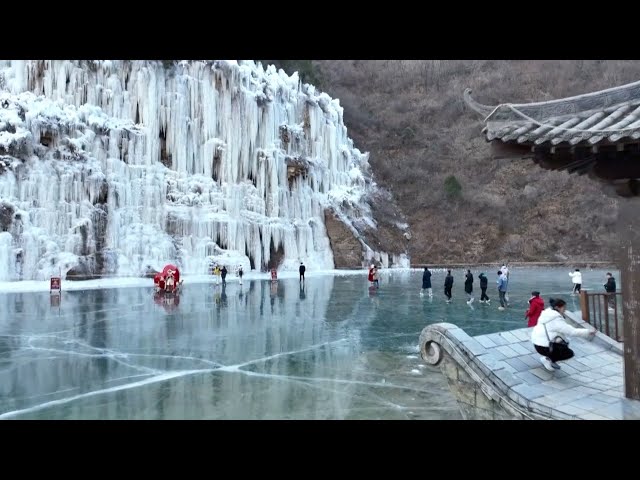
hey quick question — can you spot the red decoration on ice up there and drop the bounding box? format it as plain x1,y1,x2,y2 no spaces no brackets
162,264,179,292
154,264,181,293
162,264,180,284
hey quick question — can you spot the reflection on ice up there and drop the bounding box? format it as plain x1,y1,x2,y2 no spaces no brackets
0,272,462,419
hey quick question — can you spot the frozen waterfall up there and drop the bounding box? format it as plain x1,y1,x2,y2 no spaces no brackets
0,60,399,281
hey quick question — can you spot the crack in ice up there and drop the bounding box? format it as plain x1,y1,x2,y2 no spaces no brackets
219,338,349,372
0,369,215,419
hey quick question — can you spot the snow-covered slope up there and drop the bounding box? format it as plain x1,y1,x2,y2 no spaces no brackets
0,60,407,281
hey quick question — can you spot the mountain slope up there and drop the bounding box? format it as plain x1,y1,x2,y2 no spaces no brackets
308,60,632,263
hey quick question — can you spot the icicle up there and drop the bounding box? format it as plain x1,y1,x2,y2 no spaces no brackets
0,232,13,281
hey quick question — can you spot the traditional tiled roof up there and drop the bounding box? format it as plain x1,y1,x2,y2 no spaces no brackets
464,81,640,147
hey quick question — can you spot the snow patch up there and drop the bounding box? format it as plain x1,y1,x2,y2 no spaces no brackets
0,267,373,294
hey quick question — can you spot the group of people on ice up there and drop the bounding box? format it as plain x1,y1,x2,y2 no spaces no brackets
418,265,617,310
420,264,512,309
568,268,617,307
206,260,307,286
209,262,244,286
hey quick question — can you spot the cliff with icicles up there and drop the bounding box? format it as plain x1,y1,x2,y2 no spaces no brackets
0,60,408,281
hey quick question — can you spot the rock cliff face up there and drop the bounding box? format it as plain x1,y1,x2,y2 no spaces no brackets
324,209,364,267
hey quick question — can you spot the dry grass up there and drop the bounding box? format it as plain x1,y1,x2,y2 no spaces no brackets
308,60,637,263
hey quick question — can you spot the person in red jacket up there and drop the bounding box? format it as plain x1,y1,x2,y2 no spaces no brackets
525,291,545,327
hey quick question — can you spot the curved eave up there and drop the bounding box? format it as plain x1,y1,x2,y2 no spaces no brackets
463,88,496,118
485,126,640,149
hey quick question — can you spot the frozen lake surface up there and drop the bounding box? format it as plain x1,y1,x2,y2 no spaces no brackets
0,267,619,419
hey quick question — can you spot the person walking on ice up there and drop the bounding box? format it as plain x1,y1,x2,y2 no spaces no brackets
237,265,243,285
299,262,306,283
569,269,582,295
221,265,228,286
478,272,490,304
421,267,432,297
372,266,380,288
500,262,510,304
444,270,454,303
368,264,375,286
497,270,508,310
464,269,474,305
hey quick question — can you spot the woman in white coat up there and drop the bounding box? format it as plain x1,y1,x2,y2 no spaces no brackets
569,269,583,295
531,298,596,371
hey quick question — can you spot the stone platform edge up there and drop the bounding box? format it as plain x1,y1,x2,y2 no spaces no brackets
564,311,623,354
418,323,622,420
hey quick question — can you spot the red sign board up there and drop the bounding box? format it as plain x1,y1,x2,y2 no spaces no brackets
50,277,61,291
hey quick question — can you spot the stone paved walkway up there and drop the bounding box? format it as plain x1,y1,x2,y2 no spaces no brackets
464,327,640,419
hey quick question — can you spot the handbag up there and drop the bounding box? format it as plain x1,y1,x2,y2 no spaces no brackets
543,321,569,354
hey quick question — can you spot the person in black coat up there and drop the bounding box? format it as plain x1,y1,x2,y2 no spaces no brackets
604,272,617,308
464,269,474,305
299,262,306,282
221,266,228,286
444,270,454,303
478,273,490,304
421,267,432,297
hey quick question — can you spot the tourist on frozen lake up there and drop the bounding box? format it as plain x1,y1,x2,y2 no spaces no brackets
478,273,490,304
221,265,228,286
500,262,510,304
368,264,375,285
496,270,508,310
373,266,380,288
525,291,544,327
237,265,243,285
420,267,432,297
604,272,616,309
569,269,582,295
299,262,306,283
531,298,596,371
464,269,474,305
444,270,454,303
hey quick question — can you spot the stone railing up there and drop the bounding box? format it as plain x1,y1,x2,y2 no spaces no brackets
418,323,595,420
